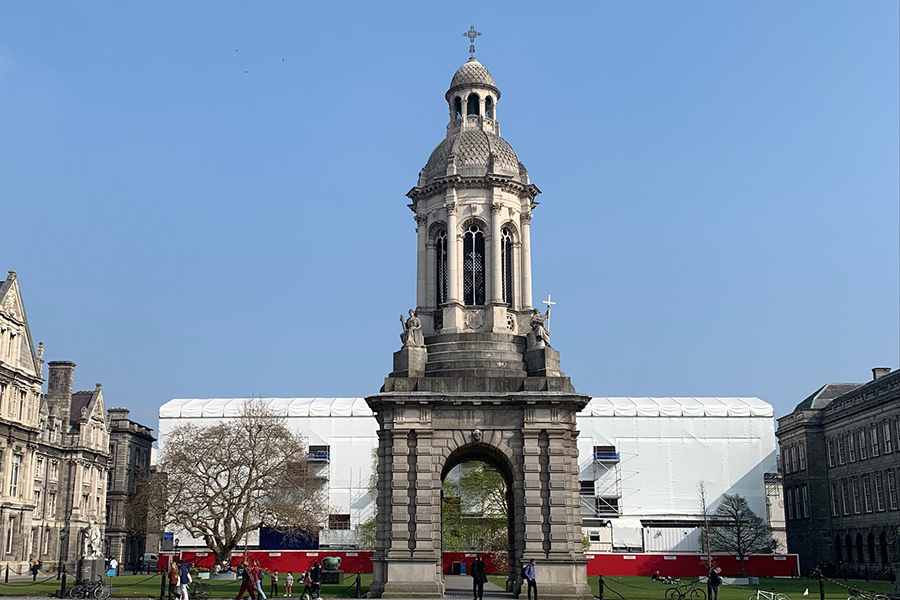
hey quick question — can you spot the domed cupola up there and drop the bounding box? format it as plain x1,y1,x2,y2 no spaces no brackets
447,58,499,100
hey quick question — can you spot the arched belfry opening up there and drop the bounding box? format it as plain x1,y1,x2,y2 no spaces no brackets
367,42,593,600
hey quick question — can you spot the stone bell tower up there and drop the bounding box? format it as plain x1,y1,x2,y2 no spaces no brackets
367,37,593,600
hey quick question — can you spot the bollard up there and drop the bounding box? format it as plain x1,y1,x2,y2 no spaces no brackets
598,573,605,600
818,570,825,600
356,569,361,599
160,571,167,600
59,569,67,599
4,564,8,583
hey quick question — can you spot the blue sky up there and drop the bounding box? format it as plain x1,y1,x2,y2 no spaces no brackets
1,2,897,432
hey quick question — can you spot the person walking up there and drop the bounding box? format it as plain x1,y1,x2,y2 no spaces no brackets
284,571,294,598
708,567,722,600
234,561,258,600
179,561,193,600
310,562,322,600
523,558,538,600
168,560,181,600
300,571,313,600
471,554,487,600
252,561,268,600
271,569,279,598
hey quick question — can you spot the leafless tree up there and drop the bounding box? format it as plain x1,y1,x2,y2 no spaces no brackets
704,493,773,575
147,399,326,565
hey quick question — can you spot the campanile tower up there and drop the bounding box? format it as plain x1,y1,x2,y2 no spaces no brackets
367,39,593,599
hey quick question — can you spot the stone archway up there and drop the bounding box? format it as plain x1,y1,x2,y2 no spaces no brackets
366,391,594,600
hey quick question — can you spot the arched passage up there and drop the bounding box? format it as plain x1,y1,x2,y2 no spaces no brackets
441,444,517,592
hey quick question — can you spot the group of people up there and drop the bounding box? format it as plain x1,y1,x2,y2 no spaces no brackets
167,559,194,600
469,555,538,600
233,560,322,600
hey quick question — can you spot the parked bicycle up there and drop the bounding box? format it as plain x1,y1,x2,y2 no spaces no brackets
847,587,889,600
666,580,707,600
750,589,791,600
188,580,211,599
67,577,111,600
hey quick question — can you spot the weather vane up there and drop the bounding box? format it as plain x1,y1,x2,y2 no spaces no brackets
463,26,482,59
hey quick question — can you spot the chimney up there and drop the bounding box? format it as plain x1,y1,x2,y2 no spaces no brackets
47,361,76,424
872,367,891,380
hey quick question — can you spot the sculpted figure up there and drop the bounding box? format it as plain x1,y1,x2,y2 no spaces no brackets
83,519,102,559
527,306,551,350
400,309,424,348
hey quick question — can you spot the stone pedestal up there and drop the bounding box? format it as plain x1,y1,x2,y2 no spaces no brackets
523,346,563,377
391,347,427,377
77,558,105,582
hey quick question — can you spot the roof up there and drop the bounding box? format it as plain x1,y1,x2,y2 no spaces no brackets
579,397,774,418
159,398,374,419
448,58,497,94
160,397,773,419
793,383,861,412
71,391,94,426
423,129,523,185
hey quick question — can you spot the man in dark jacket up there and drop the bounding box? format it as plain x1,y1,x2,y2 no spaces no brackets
310,562,322,600
471,555,487,600
708,567,722,600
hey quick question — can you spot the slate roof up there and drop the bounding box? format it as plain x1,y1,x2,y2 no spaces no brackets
70,391,94,426
422,129,523,185
449,58,496,92
793,382,861,412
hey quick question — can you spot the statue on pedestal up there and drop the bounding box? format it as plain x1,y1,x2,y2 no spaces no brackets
399,309,424,348
82,519,103,559
527,306,551,350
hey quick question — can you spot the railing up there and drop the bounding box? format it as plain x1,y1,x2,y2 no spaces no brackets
579,495,621,518
593,451,620,462
307,451,331,462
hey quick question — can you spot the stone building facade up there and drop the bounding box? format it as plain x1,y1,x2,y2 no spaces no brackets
105,408,154,571
776,367,899,575
0,270,111,573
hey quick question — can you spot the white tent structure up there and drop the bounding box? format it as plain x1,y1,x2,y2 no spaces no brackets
157,396,779,552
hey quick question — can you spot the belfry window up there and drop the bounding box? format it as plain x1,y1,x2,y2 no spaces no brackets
463,224,485,305
453,97,462,120
501,227,513,304
435,230,448,305
485,96,494,119
467,93,479,116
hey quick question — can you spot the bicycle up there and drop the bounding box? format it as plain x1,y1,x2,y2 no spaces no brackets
188,580,211,599
847,587,889,600
666,580,707,600
67,578,111,600
749,590,791,600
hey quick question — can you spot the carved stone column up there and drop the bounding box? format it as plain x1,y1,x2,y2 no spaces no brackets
415,213,428,311
521,211,533,308
491,198,503,303
445,194,459,304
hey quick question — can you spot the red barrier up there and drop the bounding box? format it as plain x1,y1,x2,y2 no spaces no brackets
584,553,799,578
159,550,797,579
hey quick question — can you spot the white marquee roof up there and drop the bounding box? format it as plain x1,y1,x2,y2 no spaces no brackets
159,396,772,419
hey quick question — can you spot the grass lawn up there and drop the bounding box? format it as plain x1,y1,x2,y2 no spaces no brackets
1,574,893,599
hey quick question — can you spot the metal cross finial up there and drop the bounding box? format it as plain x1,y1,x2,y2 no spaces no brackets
542,294,556,332
463,26,482,58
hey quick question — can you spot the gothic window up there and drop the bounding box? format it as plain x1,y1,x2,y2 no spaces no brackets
467,93,479,116
501,227,513,304
453,97,462,120
435,229,448,305
463,223,486,305
485,96,494,119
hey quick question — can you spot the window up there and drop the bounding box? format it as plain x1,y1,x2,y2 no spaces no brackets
874,472,885,511
841,480,850,516
501,227,514,305
884,422,893,454
49,461,58,481
831,483,840,516
466,93,479,116
848,433,856,462
828,439,835,467
17,390,25,420
5,516,14,554
871,425,880,457
328,514,351,530
837,436,846,464
0,383,5,413
852,478,861,514
579,480,594,495
35,456,43,479
887,471,897,510
786,488,793,519
47,493,56,517
33,490,41,517
863,475,873,512
435,229,448,306
462,223,485,305
800,485,809,518
82,493,89,510
589,531,601,543
453,97,462,120
794,486,802,519
485,96,494,119
9,454,21,497
790,446,798,472
799,442,806,470
859,430,868,460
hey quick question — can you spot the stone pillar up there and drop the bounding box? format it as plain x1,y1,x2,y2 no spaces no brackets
491,199,503,303
425,241,436,308
445,196,459,304
521,212,533,308
513,242,522,311
415,213,427,311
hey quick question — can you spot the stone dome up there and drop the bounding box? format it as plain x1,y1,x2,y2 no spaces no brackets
446,58,499,98
422,128,525,185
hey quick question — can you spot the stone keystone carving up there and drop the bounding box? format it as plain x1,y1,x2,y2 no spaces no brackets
399,309,424,348
472,429,483,443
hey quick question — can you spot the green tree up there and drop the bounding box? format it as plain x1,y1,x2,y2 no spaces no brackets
441,463,508,553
